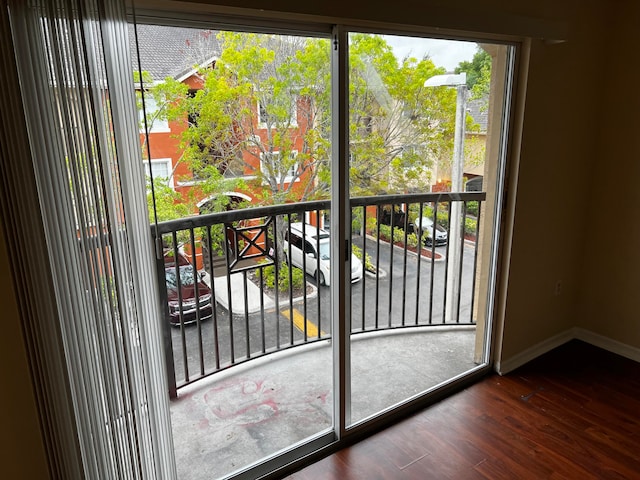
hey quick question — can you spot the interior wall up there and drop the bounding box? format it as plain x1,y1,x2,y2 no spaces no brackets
499,3,608,361
579,1,640,348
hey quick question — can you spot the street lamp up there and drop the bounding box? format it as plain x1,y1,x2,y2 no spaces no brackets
424,72,467,323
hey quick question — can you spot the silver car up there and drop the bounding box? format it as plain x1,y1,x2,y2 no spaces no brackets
284,222,363,286
414,216,448,246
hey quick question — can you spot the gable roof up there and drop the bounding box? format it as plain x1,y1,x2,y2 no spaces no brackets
128,24,220,82
467,96,488,133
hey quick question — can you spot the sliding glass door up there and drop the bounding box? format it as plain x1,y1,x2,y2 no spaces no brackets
132,22,339,479
135,19,515,477
346,32,514,426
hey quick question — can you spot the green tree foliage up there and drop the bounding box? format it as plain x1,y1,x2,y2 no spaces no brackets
140,32,484,261
146,178,190,222
137,66,248,222
348,34,457,195
144,32,463,204
172,32,331,206
455,47,491,100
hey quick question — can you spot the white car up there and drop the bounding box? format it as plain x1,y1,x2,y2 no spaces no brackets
414,216,448,246
284,222,363,286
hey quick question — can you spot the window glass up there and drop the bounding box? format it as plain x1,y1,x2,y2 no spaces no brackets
139,96,170,133
347,32,512,426
144,159,172,186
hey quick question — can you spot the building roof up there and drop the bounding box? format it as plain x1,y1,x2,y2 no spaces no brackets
129,24,220,82
467,96,488,133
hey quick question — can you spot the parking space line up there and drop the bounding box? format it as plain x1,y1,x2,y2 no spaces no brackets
280,308,325,338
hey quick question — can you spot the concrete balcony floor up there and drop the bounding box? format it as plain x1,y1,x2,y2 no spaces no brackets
170,326,478,480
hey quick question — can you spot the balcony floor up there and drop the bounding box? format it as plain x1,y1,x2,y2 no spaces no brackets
170,326,478,479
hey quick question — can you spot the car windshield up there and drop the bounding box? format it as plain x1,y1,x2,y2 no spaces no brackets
165,264,195,288
318,242,330,260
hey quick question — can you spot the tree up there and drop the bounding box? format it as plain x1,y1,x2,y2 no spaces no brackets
348,34,457,195
137,66,249,223
146,178,190,223
161,32,330,208
455,47,491,100
142,31,467,265
155,32,461,202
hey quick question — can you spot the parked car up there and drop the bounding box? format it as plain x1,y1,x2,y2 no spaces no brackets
414,216,448,246
284,222,363,286
164,252,213,325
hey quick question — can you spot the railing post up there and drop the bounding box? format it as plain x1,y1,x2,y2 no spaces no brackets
154,240,177,399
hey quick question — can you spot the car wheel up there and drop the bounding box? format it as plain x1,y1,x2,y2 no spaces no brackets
318,271,326,285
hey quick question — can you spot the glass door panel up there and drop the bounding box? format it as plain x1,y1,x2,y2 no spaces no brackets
133,24,334,478
347,32,513,424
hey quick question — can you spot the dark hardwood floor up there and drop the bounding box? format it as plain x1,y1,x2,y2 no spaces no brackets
286,340,640,479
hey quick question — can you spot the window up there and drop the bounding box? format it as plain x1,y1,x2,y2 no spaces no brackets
144,158,173,187
4,5,517,480
304,240,316,256
258,99,298,128
286,231,303,249
139,96,170,133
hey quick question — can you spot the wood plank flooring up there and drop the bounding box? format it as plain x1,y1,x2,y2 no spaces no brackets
286,340,640,479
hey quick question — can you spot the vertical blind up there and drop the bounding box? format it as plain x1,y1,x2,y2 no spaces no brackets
5,0,176,478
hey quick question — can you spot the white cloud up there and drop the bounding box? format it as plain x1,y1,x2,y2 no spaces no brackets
382,35,478,72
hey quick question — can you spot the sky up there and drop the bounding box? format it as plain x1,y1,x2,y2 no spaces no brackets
382,35,479,72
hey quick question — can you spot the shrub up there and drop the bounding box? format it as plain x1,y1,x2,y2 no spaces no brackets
436,210,449,229
365,216,378,234
352,244,375,273
377,224,411,246
465,217,477,236
378,223,392,241
405,232,419,248
466,201,479,217
351,209,364,234
392,226,405,244
262,263,304,291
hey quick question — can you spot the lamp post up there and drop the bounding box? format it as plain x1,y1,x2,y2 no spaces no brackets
424,72,467,323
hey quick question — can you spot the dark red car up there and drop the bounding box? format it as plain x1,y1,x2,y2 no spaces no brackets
164,252,213,326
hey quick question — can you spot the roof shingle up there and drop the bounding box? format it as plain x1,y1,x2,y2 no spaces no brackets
129,24,220,82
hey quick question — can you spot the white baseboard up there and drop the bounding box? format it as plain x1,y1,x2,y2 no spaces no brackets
496,329,574,375
495,327,640,375
573,328,640,363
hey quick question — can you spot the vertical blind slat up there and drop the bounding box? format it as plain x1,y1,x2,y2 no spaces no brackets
5,0,176,477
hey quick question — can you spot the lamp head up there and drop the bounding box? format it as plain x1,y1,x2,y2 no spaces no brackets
424,72,466,87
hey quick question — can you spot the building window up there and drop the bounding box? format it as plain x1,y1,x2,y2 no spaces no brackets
257,99,298,128
139,96,170,133
144,158,173,187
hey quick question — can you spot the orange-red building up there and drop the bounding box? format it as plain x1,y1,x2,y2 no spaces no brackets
132,24,316,215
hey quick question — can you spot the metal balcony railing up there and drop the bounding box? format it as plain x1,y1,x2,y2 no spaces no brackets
151,192,486,398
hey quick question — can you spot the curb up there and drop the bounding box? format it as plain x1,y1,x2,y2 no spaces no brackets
362,234,447,263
